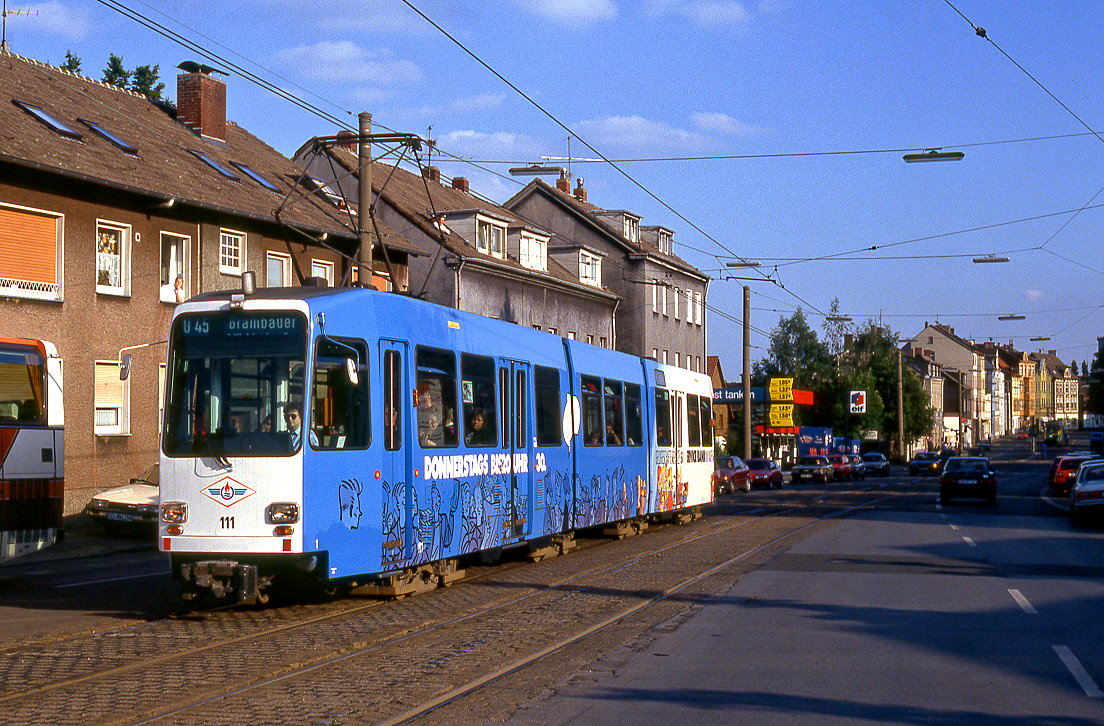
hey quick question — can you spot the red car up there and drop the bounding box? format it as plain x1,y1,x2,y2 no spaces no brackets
825,454,854,481
713,456,751,495
745,458,784,489
1050,454,1098,496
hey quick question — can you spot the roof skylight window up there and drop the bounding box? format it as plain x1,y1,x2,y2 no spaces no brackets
188,149,240,181
307,176,345,206
230,162,281,192
78,119,138,154
13,99,82,140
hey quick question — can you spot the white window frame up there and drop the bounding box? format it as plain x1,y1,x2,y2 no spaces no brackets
675,352,681,368
652,348,658,360
652,281,659,314
519,233,547,271
659,230,672,254
673,287,680,320
311,259,335,286
623,215,639,244
160,231,190,303
661,286,668,316
266,251,292,287
94,360,129,435
219,228,245,276
579,250,602,287
477,218,507,258
662,350,669,364
95,219,130,296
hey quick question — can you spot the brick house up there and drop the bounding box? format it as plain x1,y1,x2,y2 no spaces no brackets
0,51,363,513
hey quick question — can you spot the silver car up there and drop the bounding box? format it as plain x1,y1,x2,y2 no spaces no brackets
1069,461,1104,527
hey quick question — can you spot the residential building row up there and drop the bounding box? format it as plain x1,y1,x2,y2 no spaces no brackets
905,323,1080,449
0,51,709,514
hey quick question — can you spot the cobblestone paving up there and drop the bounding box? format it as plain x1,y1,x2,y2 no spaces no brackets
0,487,900,725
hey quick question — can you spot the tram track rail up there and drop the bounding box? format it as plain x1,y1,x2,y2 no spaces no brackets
0,485,906,725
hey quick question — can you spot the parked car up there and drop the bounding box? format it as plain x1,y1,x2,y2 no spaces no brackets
745,458,784,489
862,452,891,477
85,463,159,531
825,454,853,481
939,456,997,505
847,454,867,479
909,451,942,476
790,455,834,483
713,456,751,495
1049,454,1098,496
1070,460,1104,526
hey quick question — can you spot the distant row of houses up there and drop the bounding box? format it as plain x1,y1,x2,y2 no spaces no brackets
0,51,709,513
905,323,1083,448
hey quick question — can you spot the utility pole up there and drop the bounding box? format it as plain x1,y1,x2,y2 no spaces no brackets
743,285,752,460
357,112,373,287
897,348,905,462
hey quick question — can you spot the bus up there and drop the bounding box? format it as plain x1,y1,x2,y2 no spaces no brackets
0,337,64,563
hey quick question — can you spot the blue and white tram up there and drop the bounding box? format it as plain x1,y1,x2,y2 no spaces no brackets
158,285,713,604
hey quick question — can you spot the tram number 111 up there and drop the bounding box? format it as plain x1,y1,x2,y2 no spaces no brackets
220,516,235,529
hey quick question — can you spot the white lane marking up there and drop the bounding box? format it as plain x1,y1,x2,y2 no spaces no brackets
55,571,167,589
949,524,960,531
962,536,977,547
1008,588,1037,614
1054,645,1104,697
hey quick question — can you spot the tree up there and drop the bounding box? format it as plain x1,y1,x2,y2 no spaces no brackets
130,64,165,101
754,308,831,384
61,50,82,73
821,298,853,357
1088,346,1104,415
102,54,130,87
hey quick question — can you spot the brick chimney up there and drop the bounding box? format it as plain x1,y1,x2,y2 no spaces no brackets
422,166,441,183
176,67,227,141
574,178,587,203
452,176,469,193
556,174,571,193
335,129,358,151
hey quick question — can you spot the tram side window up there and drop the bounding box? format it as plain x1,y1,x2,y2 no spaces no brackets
604,379,624,446
499,367,511,449
581,375,602,446
311,338,369,449
416,347,459,448
625,382,643,447
655,389,672,447
516,369,527,447
383,349,401,451
699,397,713,448
687,394,701,447
534,365,560,447
462,353,496,447
0,346,46,425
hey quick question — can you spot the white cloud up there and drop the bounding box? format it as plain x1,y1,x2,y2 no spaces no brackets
645,0,752,26
271,42,422,86
1025,289,1044,301
399,93,508,119
689,112,765,136
18,2,92,40
513,0,617,25
438,129,547,160
574,115,711,152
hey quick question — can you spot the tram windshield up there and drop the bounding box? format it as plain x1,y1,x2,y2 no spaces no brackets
0,344,46,425
162,311,308,457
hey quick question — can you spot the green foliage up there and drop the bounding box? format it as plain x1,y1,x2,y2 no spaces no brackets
130,64,165,101
101,54,130,87
61,50,82,73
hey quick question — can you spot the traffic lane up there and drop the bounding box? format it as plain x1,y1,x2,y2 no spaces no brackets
0,545,175,649
505,505,1104,725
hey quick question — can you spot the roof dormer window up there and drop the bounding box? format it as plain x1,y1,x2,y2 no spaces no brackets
518,232,547,271
658,229,672,254
477,218,506,259
579,250,602,287
623,215,639,244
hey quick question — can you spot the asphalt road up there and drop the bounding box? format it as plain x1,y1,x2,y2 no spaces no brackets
492,439,1104,726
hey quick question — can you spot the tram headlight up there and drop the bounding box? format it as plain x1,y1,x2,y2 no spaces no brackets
266,502,300,524
160,501,188,523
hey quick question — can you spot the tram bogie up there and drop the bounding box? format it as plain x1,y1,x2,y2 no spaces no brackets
158,286,714,606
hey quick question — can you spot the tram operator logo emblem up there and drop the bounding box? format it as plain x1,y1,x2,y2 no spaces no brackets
201,476,255,507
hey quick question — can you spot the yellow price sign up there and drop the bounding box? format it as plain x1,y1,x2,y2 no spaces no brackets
769,404,794,427
768,377,794,402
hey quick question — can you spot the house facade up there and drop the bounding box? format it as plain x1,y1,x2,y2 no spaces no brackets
906,323,985,447
504,177,709,371
1,52,354,513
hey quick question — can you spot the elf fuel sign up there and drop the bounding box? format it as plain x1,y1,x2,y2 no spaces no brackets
849,390,867,414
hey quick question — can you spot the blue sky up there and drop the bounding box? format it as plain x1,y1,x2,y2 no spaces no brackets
12,0,1104,372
